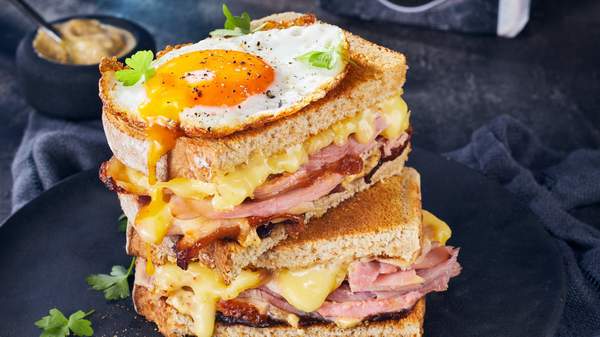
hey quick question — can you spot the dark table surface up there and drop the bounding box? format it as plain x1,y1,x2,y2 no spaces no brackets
1,0,599,223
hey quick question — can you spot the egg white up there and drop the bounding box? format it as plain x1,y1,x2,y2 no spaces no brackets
110,23,348,134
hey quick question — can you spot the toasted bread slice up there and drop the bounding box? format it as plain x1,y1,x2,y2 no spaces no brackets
254,166,422,270
124,147,411,282
101,12,408,179
132,284,424,337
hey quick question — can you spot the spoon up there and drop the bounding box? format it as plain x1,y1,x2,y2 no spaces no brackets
7,0,63,43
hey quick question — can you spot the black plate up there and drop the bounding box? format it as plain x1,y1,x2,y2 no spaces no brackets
0,149,565,337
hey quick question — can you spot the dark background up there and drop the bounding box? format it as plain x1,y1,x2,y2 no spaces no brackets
0,0,599,222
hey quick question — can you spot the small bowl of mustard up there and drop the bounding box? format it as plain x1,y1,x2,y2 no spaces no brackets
16,15,155,120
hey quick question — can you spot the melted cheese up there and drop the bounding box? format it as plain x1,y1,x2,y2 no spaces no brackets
272,261,348,312
146,124,180,185
152,262,264,337
380,95,409,139
423,210,452,245
135,186,173,244
333,317,362,328
105,158,149,194
144,244,155,275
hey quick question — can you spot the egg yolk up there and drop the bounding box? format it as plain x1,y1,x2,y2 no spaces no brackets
139,49,275,122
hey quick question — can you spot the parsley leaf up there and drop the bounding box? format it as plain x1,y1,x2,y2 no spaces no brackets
67,311,94,336
117,214,127,233
115,50,155,86
210,4,262,37
35,308,94,337
223,4,250,33
296,42,355,70
296,50,335,69
35,308,69,337
86,257,136,300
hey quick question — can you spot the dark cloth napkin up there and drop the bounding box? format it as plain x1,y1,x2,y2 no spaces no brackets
10,111,110,211
10,113,600,335
445,115,600,337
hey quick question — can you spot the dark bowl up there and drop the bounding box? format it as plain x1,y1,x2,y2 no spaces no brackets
16,15,155,120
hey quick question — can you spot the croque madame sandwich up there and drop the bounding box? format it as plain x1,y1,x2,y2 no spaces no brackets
132,169,461,337
98,11,413,282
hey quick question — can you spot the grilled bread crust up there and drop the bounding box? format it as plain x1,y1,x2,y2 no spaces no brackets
100,12,408,179
132,285,424,337
254,167,422,270
123,146,411,282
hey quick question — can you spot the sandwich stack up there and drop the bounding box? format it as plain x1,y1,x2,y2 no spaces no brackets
99,11,460,337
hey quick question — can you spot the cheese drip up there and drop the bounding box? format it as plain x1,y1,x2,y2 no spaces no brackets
146,124,180,184
135,179,216,244
272,261,348,312
422,210,452,245
152,262,264,337
105,158,149,194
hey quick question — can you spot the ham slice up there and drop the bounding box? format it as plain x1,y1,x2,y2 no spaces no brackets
347,260,423,292
240,247,460,322
412,246,453,269
253,137,377,200
238,288,320,318
363,270,424,292
382,133,409,157
170,173,343,219
347,246,456,293
325,284,376,302
317,291,423,319
318,247,460,319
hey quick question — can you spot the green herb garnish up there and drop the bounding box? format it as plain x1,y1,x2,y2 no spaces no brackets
117,214,127,233
115,50,155,86
86,257,136,300
35,308,94,337
296,43,350,70
210,4,265,37
296,50,337,69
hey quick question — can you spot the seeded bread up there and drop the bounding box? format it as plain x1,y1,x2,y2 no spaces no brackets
100,12,408,179
132,284,425,337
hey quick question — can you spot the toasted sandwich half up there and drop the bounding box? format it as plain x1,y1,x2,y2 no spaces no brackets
98,12,412,282
132,169,462,337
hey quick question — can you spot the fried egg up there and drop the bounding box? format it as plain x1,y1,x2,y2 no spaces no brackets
110,23,348,136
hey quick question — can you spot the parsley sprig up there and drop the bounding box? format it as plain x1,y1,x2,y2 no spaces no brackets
35,308,94,337
296,43,352,70
115,50,156,86
210,4,265,37
86,257,136,300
